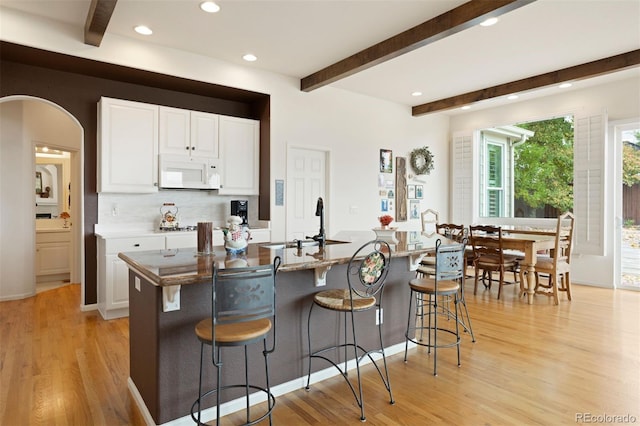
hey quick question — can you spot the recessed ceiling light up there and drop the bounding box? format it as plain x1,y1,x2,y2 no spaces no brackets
480,17,499,27
507,95,519,100
134,25,152,35
200,2,220,13
242,54,257,62
411,91,423,97
559,83,572,89
461,105,471,110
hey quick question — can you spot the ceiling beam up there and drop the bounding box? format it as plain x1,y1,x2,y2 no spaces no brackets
84,0,118,47
300,0,536,92
412,49,640,116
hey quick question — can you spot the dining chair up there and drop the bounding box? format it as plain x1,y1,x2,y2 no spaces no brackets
416,209,441,275
305,240,394,422
469,225,520,299
420,209,439,237
191,257,281,426
404,238,466,375
520,211,575,304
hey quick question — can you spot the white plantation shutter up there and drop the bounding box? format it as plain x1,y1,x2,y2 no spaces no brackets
451,131,474,226
573,110,606,256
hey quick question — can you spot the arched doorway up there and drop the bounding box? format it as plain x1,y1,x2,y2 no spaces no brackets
0,96,85,304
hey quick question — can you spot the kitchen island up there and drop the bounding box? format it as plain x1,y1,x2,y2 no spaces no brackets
119,230,448,425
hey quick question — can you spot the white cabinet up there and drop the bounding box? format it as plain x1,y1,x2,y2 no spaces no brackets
218,115,260,195
165,232,197,249
98,97,159,193
36,231,71,276
165,229,270,249
97,235,165,320
159,107,219,158
191,111,219,158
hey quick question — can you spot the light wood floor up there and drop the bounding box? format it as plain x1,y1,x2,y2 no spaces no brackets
1,281,639,425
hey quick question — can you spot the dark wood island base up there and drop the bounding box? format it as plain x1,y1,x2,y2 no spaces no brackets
120,231,445,424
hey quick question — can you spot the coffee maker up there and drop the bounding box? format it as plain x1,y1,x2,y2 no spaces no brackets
231,200,249,226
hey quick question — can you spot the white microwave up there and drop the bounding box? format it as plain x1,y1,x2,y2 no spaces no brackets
159,155,221,190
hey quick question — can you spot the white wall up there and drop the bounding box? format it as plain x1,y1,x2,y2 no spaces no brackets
97,193,262,230
450,77,640,288
0,101,36,299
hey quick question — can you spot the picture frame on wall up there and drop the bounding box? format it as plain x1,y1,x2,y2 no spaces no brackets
410,200,420,219
35,171,42,194
407,184,416,199
415,185,423,199
380,149,393,173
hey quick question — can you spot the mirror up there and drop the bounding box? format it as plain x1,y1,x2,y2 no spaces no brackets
35,147,70,220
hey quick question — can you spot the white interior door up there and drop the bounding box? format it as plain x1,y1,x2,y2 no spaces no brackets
286,147,327,242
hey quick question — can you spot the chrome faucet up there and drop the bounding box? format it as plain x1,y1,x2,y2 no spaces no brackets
306,197,326,247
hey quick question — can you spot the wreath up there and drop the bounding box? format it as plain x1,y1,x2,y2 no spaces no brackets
409,146,434,175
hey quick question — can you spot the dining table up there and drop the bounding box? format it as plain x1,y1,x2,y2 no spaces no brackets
471,230,557,304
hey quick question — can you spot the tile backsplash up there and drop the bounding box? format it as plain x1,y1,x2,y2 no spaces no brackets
98,192,259,229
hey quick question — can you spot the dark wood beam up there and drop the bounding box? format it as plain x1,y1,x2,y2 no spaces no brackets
84,0,118,47
300,0,536,92
412,50,640,116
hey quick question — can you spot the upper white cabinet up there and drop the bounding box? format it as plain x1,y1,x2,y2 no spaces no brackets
159,107,219,159
98,97,159,193
98,97,259,195
218,116,260,195
191,111,220,158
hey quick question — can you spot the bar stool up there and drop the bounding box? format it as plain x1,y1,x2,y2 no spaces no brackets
305,240,394,422
404,239,466,376
191,257,281,425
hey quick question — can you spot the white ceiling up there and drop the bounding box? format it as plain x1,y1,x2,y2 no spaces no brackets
2,0,639,114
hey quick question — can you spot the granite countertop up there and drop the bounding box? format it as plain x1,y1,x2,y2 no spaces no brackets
118,230,450,287
95,226,269,239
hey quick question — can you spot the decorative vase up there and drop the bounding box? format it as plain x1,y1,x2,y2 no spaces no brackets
373,227,398,244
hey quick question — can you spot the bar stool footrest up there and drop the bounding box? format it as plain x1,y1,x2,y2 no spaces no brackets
191,384,276,426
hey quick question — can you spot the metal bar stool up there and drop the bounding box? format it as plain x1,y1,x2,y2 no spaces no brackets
404,239,466,376
191,257,281,425
305,240,395,422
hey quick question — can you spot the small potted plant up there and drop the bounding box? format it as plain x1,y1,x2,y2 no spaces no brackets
60,211,71,228
378,214,394,229
374,214,398,243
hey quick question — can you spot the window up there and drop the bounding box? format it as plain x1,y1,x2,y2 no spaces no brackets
484,141,504,217
452,111,605,256
478,116,574,219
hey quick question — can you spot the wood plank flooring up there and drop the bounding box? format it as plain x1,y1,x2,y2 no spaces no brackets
1,281,639,425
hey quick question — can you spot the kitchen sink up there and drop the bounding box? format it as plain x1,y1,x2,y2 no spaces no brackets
261,239,350,250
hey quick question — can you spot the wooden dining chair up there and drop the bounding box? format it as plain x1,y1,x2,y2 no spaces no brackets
416,209,440,275
519,212,575,304
469,225,520,299
420,209,439,237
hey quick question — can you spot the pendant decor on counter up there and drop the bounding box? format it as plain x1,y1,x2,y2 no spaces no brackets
197,222,214,255
159,203,179,230
372,227,399,244
409,146,434,176
373,214,398,244
222,216,251,254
